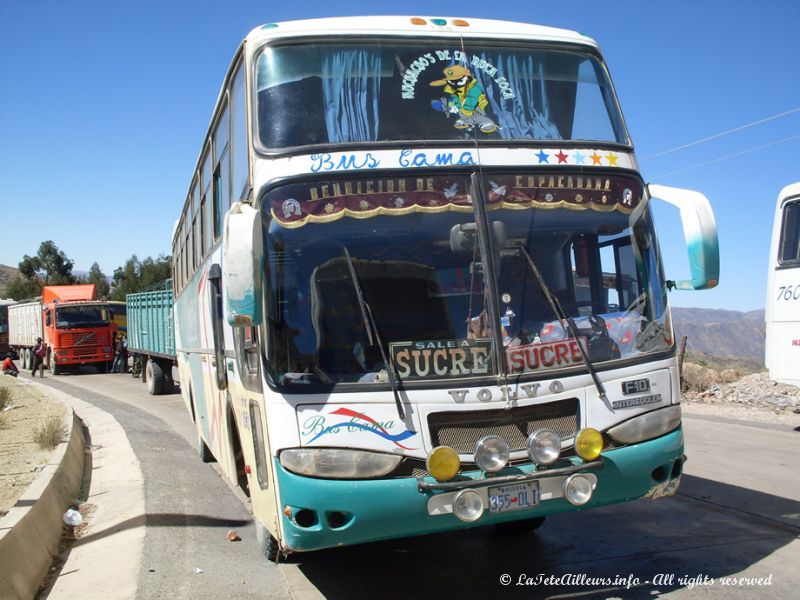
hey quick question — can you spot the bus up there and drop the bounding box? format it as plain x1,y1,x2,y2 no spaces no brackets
765,182,800,386
171,16,719,561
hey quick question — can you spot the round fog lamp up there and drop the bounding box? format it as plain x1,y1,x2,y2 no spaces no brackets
527,429,561,465
563,474,594,506
452,489,484,522
575,428,604,461
426,446,460,482
474,435,510,472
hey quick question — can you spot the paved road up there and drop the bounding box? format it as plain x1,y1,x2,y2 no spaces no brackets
31,370,800,599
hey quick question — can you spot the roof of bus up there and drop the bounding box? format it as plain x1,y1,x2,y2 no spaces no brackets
776,181,800,208
246,16,598,48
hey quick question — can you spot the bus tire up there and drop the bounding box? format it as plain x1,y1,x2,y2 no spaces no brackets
198,428,214,463
255,521,280,563
146,359,165,395
493,516,546,535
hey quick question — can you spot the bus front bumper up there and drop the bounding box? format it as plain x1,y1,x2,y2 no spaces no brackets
275,427,684,553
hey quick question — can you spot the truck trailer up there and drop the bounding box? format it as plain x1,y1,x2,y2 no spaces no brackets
127,282,176,394
9,284,114,374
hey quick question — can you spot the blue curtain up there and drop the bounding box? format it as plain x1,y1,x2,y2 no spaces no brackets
472,53,562,140
321,49,381,143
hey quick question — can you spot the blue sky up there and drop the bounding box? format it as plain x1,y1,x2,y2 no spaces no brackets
1,0,798,312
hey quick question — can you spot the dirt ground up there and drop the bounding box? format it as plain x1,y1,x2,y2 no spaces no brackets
0,376,66,516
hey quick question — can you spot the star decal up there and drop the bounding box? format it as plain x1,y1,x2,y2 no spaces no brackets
535,150,550,164
590,152,603,165
555,150,569,164
573,151,586,164
605,153,618,166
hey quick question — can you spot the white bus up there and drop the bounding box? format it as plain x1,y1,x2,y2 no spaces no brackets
171,16,719,561
766,182,800,386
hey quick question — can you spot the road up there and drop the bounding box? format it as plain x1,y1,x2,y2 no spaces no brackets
28,369,800,599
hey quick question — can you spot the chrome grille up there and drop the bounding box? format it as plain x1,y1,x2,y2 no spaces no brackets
428,398,579,453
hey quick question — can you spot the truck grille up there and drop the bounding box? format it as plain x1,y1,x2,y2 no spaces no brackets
61,332,98,346
428,398,579,453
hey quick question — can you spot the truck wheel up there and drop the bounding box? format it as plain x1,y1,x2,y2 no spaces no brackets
21,349,29,370
97,362,109,374
146,359,165,395
493,516,546,535
255,521,281,563
52,363,62,376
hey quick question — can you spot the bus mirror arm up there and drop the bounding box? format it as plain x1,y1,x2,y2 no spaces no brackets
647,184,720,291
223,202,264,326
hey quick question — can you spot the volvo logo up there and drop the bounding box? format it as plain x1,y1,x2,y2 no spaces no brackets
447,380,564,403
75,332,96,346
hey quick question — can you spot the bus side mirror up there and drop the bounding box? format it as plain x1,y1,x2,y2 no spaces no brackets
223,202,263,326
647,184,720,290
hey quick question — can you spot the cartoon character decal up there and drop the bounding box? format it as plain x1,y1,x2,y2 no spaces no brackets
430,65,498,134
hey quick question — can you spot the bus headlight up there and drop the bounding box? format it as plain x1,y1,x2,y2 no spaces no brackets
575,428,604,461
426,446,460,482
527,429,561,465
279,448,402,479
452,489,484,522
563,474,595,506
474,435,509,473
607,405,682,445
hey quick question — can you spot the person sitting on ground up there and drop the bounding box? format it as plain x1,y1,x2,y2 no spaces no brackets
1,353,19,377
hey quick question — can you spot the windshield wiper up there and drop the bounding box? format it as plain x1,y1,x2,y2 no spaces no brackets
515,244,609,404
341,247,406,419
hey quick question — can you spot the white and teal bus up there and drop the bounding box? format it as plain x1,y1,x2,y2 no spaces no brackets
171,16,719,560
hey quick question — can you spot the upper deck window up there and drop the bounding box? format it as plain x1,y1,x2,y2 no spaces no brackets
255,41,629,150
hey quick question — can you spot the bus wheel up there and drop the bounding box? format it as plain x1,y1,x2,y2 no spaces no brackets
198,428,214,463
255,521,281,563
493,517,546,535
146,359,165,395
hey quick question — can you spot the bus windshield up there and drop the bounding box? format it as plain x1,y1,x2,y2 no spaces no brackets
56,305,109,329
264,173,670,389
256,42,628,149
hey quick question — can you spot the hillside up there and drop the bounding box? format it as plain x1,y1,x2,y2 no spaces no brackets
671,307,765,362
0,264,19,298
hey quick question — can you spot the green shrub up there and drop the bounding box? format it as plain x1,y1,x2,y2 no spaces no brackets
33,416,68,449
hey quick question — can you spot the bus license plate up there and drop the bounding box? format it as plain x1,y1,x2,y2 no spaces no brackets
488,481,539,513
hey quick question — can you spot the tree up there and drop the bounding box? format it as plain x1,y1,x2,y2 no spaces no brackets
6,277,42,300
83,262,111,298
18,241,75,286
111,254,172,300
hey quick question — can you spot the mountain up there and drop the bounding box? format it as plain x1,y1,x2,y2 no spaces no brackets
0,264,19,298
671,307,765,362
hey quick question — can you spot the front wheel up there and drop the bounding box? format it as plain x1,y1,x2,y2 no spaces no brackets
52,363,62,376
493,516,546,535
255,521,281,563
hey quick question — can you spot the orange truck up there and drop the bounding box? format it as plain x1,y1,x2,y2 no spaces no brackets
9,284,115,374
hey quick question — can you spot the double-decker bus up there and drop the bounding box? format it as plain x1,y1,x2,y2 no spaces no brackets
766,182,800,387
171,16,719,561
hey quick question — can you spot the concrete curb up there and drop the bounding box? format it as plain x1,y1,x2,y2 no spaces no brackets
0,398,85,600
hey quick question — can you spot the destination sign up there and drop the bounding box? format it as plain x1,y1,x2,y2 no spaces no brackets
507,337,588,374
390,338,492,379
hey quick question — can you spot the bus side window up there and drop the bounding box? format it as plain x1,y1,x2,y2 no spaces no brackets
235,326,261,392
779,201,800,264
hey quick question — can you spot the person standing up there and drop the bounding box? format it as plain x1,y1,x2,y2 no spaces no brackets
31,338,46,378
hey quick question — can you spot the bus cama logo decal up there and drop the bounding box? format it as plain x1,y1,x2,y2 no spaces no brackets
302,407,418,450
400,50,515,135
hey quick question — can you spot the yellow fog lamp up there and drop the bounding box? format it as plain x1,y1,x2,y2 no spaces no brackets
575,428,604,461
426,446,460,482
